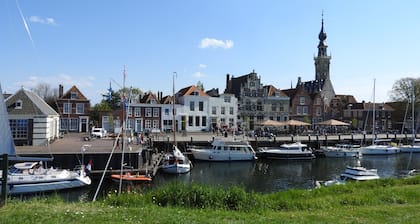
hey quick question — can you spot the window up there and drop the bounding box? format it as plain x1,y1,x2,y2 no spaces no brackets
212,106,217,115
272,103,277,111
145,120,152,129
64,103,72,114
15,100,23,109
164,108,170,116
229,118,234,127
195,116,200,126
10,119,28,139
70,92,77,99
221,107,225,115
126,107,132,117
316,107,322,116
257,101,263,111
224,96,231,103
303,106,308,115
299,96,305,105
199,101,204,111
145,108,152,117
229,107,234,115
70,118,78,131
202,116,207,126
153,108,159,117
76,103,84,114
297,106,303,115
190,101,195,111
152,120,159,129
135,108,141,117
188,116,193,126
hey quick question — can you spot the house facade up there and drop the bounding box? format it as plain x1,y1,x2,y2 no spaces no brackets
224,71,289,131
56,85,91,133
5,87,60,146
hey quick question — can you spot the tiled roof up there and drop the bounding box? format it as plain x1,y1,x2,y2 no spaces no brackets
6,88,58,116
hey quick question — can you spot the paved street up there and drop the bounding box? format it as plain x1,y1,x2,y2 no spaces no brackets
15,131,412,155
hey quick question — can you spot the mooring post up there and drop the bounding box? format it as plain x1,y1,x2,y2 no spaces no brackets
1,154,8,207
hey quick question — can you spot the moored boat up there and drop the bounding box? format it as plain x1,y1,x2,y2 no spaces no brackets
160,145,192,174
322,144,360,157
399,139,420,153
316,165,380,187
0,83,91,195
188,138,257,161
257,142,314,160
1,162,91,195
360,139,400,155
111,172,152,182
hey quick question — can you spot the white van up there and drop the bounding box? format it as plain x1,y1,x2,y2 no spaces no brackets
91,127,107,138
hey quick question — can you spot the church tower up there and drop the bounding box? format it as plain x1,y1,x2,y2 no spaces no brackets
314,14,331,81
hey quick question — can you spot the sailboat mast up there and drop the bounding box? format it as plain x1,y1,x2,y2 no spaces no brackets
173,72,177,146
372,79,376,145
118,65,127,195
412,84,415,142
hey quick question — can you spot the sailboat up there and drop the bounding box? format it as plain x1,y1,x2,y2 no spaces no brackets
159,72,192,174
400,86,420,153
360,79,400,155
0,84,91,194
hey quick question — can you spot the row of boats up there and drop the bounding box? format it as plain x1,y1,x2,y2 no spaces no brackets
186,137,420,163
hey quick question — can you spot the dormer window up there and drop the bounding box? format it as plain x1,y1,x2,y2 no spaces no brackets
15,100,23,109
70,92,77,99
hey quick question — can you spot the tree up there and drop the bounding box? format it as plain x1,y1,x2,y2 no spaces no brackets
390,77,420,102
31,83,58,110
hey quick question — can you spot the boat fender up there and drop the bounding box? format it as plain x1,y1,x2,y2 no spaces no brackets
209,155,213,160
29,169,34,175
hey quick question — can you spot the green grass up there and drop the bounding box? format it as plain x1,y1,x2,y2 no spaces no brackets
1,176,420,223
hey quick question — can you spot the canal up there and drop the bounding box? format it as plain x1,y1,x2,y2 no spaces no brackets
40,153,420,202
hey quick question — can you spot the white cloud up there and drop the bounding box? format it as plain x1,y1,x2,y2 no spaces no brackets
193,72,206,78
199,38,234,49
199,64,207,69
29,16,57,25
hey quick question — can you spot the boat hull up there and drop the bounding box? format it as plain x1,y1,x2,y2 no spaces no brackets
111,173,152,182
190,149,256,161
324,150,360,158
5,176,91,195
360,145,400,155
257,150,314,160
160,163,191,174
399,146,420,153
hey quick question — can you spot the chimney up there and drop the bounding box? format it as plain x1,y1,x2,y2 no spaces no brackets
59,84,64,98
225,74,230,93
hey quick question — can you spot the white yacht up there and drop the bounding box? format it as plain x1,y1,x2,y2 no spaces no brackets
188,138,257,161
360,139,400,155
323,144,360,157
2,162,91,195
258,142,314,160
400,139,420,153
317,165,380,187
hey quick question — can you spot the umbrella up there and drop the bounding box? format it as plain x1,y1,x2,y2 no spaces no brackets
316,119,350,126
258,119,284,127
278,119,311,126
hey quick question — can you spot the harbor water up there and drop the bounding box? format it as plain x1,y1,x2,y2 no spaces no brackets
47,153,420,202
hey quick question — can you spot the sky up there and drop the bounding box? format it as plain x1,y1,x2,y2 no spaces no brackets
1,0,419,105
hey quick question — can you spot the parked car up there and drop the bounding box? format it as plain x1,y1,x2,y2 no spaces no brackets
91,127,107,138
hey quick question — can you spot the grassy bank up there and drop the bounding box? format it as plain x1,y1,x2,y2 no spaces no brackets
1,176,420,223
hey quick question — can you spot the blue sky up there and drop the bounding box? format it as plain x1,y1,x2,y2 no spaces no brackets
1,0,419,104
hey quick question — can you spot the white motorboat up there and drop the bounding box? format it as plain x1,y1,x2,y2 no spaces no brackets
257,142,314,160
316,165,380,187
0,83,91,194
323,144,360,157
160,145,192,174
188,138,257,161
360,139,400,155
